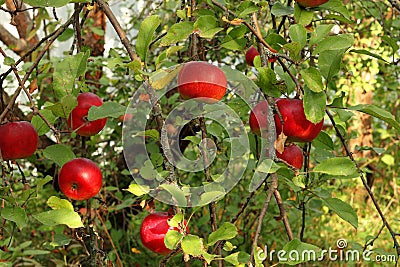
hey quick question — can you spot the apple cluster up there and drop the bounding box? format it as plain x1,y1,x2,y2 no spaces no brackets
249,98,324,169
58,92,107,201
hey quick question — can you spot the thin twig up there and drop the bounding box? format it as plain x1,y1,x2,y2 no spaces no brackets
326,108,400,257
250,173,278,264
0,13,77,124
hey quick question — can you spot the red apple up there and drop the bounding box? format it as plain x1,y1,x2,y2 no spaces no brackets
140,212,188,255
295,0,329,8
249,100,270,137
68,92,107,136
0,121,38,160
274,98,323,142
276,144,303,169
245,46,277,66
245,46,260,66
58,158,102,200
177,61,227,104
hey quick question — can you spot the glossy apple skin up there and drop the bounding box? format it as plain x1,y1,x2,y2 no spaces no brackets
249,100,270,137
0,121,38,160
68,92,107,136
58,158,102,200
245,46,260,66
274,99,323,142
140,212,188,255
295,0,329,7
276,144,304,169
177,61,227,104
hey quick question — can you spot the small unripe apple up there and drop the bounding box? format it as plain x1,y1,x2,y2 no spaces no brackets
0,121,38,160
295,0,329,8
249,100,270,137
140,212,188,255
274,99,323,142
58,158,102,200
177,61,227,104
276,144,303,169
68,92,107,136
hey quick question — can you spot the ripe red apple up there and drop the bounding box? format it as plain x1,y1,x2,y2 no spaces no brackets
68,92,107,136
245,46,260,66
58,158,102,200
249,100,270,137
177,61,227,104
245,46,277,66
0,121,38,160
276,144,303,169
140,212,188,255
295,0,329,8
274,98,323,142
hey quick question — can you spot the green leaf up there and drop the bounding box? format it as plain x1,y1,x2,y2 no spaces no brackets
320,0,351,19
164,230,183,250
221,25,248,51
168,213,184,228
87,102,127,120
31,109,57,135
3,56,15,66
52,51,90,98
47,196,74,211
33,209,84,228
303,87,326,124
309,24,334,46
181,235,204,256
313,157,358,176
322,198,358,229
161,21,194,46
313,131,334,150
312,34,354,55
149,65,182,90
319,49,345,82
124,183,149,196
159,184,187,206
349,49,388,62
50,233,72,247
301,67,323,93
198,191,225,206
382,35,399,54
207,222,238,246
43,144,76,167
294,4,314,26
283,42,302,61
289,24,307,49
347,104,400,132
236,1,259,18
194,15,223,39
256,67,281,97
256,159,281,174
224,251,250,265
1,206,27,229
271,2,294,17
57,28,74,42
45,94,78,118
23,0,70,7
280,239,321,265
136,15,161,62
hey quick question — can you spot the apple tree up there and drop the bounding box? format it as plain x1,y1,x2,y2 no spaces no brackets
0,0,399,266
